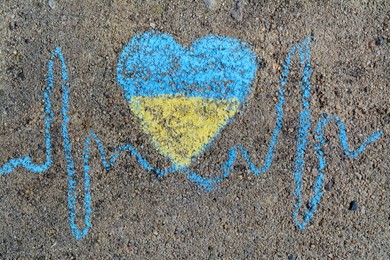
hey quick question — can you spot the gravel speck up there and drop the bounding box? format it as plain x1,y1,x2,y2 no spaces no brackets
204,0,219,10
231,0,244,21
325,178,335,191
48,0,56,9
349,201,358,211
374,37,386,46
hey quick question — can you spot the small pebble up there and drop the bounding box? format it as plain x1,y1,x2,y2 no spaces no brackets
325,177,335,191
48,0,56,9
204,0,219,10
383,114,390,124
9,21,17,30
233,164,246,171
374,37,386,46
349,201,358,211
256,57,265,69
231,0,244,21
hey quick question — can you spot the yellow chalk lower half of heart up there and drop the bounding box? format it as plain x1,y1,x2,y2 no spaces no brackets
130,95,239,167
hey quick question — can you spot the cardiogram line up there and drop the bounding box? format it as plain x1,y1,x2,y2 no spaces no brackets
0,37,382,239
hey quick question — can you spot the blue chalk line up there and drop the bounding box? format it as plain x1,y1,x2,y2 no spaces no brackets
0,36,382,239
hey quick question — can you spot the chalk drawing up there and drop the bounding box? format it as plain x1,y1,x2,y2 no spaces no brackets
117,31,257,166
0,32,383,239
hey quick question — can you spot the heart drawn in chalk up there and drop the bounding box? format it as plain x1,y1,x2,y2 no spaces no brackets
116,31,257,167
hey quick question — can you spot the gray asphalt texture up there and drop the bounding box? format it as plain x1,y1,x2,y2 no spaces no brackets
0,0,389,258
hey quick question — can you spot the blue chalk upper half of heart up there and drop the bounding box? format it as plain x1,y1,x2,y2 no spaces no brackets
116,31,258,102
